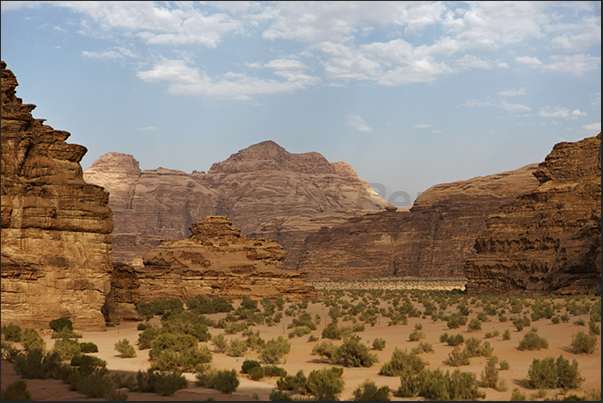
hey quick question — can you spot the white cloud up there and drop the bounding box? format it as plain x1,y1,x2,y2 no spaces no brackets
571,109,587,117
1,1,42,12
498,88,527,96
82,47,136,61
413,124,433,129
497,62,509,68
538,106,587,120
499,101,532,113
582,122,601,132
463,98,493,107
550,17,601,53
264,58,307,71
454,54,492,70
346,115,373,132
431,129,442,133
134,126,158,131
515,56,542,65
544,54,600,76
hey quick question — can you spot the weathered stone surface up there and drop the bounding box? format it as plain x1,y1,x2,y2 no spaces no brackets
136,216,316,301
84,141,391,264
297,164,540,280
1,61,113,329
102,263,143,322
464,135,601,295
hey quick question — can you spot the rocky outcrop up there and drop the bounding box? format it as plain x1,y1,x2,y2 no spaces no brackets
136,216,316,300
1,61,113,329
102,263,143,322
297,164,540,280
464,135,601,295
84,141,391,264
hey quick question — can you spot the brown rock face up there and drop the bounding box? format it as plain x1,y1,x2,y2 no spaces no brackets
297,164,540,280
101,263,143,323
136,216,316,300
84,141,391,264
1,61,113,329
464,135,601,295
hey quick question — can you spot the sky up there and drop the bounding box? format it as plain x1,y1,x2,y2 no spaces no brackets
1,1,601,207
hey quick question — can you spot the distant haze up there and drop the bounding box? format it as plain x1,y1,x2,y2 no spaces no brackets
1,1,600,205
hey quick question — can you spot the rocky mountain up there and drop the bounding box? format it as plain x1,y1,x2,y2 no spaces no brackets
296,164,540,280
1,61,113,329
136,216,316,300
464,134,601,295
84,141,392,264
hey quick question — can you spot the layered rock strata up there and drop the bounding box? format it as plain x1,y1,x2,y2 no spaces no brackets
101,263,143,322
136,216,316,300
297,164,540,280
1,61,113,329
84,141,391,264
465,134,601,295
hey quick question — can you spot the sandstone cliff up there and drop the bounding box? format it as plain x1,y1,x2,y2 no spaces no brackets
84,141,391,264
464,134,601,295
136,216,316,301
297,164,540,280
1,61,113,329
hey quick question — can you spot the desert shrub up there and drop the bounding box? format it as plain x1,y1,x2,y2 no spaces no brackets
136,369,188,396
269,389,293,401
497,378,508,392
518,331,548,351
552,316,561,324
79,342,98,354
276,369,307,392
411,342,434,354
227,338,248,357
246,331,266,351
338,335,378,367
290,312,317,330
589,320,600,336
1,340,20,362
439,333,449,343
149,344,212,372
13,349,62,379
446,334,464,346
224,321,248,335
447,316,460,329
263,365,288,378
527,355,583,389
195,368,239,394
398,367,485,400
484,329,500,339
241,359,261,374
464,337,486,357
379,348,426,376
500,360,510,370
322,322,343,340
1,380,31,401
372,338,386,351
161,310,211,341
260,336,290,364
288,326,312,339
571,331,597,354
52,338,81,361
312,340,339,364
467,318,482,331
1,323,22,342
446,346,470,366
49,318,73,333
408,330,426,341
561,313,571,323
510,388,527,401
352,379,390,401
137,323,147,331
574,318,586,326
502,328,512,340
137,323,160,349
308,334,319,342
20,329,46,352
70,354,107,370
51,326,82,339
115,338,137,358
212,333,228,353
480,357,499,388
305,367,345,401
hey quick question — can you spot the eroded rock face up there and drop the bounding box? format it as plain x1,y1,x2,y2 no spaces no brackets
136,216,316,300
1,61,113,329
464,135,601,295
297,164,540,280
84,141,391,264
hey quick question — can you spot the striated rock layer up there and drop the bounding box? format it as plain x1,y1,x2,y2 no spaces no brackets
1,61,113,329
84,141,391,264
136,216,316,301
297,164,540,280
465,134,601,296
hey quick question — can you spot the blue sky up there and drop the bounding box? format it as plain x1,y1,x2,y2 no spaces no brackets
1,1,600,206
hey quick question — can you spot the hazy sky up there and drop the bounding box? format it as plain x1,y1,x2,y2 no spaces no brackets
1,1,600,206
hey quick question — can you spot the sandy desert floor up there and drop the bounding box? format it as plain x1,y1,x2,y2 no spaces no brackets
1,290,601,401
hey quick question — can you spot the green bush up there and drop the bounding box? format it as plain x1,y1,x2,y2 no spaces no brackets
527,355,583,389
49,318,73,333
137,323,147,331
352,379,390,401
227,338,248,357
446,334,464,346
500,360,510,370
574,318,586,326
379,348,426,376
241,359,261,374
408,330,425,341
276,369,307,392
115,338,137,358
212,333,228,353
136,369,188,396
372,338,386,351
70,354,107,370
467,318,482,331
589,320,600,336
411,342,434,355
269,389,293,401
571,331,597,354
312,340,339,364
79,342,98,354
21,329,46,352
510,388,527,401
260,336,291,364
149,344,212,372
322,322,343,340
338,335,378,367
503,329,511,340
52,338,81,361
552,316,561,324
398,367,485,400
195,368,239,394
446,346,470,366
1,380,31,401
480,358,499,388
1,323,22,342
306,367,345,401
518,331,548,351
13,349,62,379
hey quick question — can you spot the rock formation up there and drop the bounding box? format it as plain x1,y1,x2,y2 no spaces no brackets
84,141,391,264
136,216,316,300
297,164,540,280
464,134,601,295
1,61,113,329
101,263,143,322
